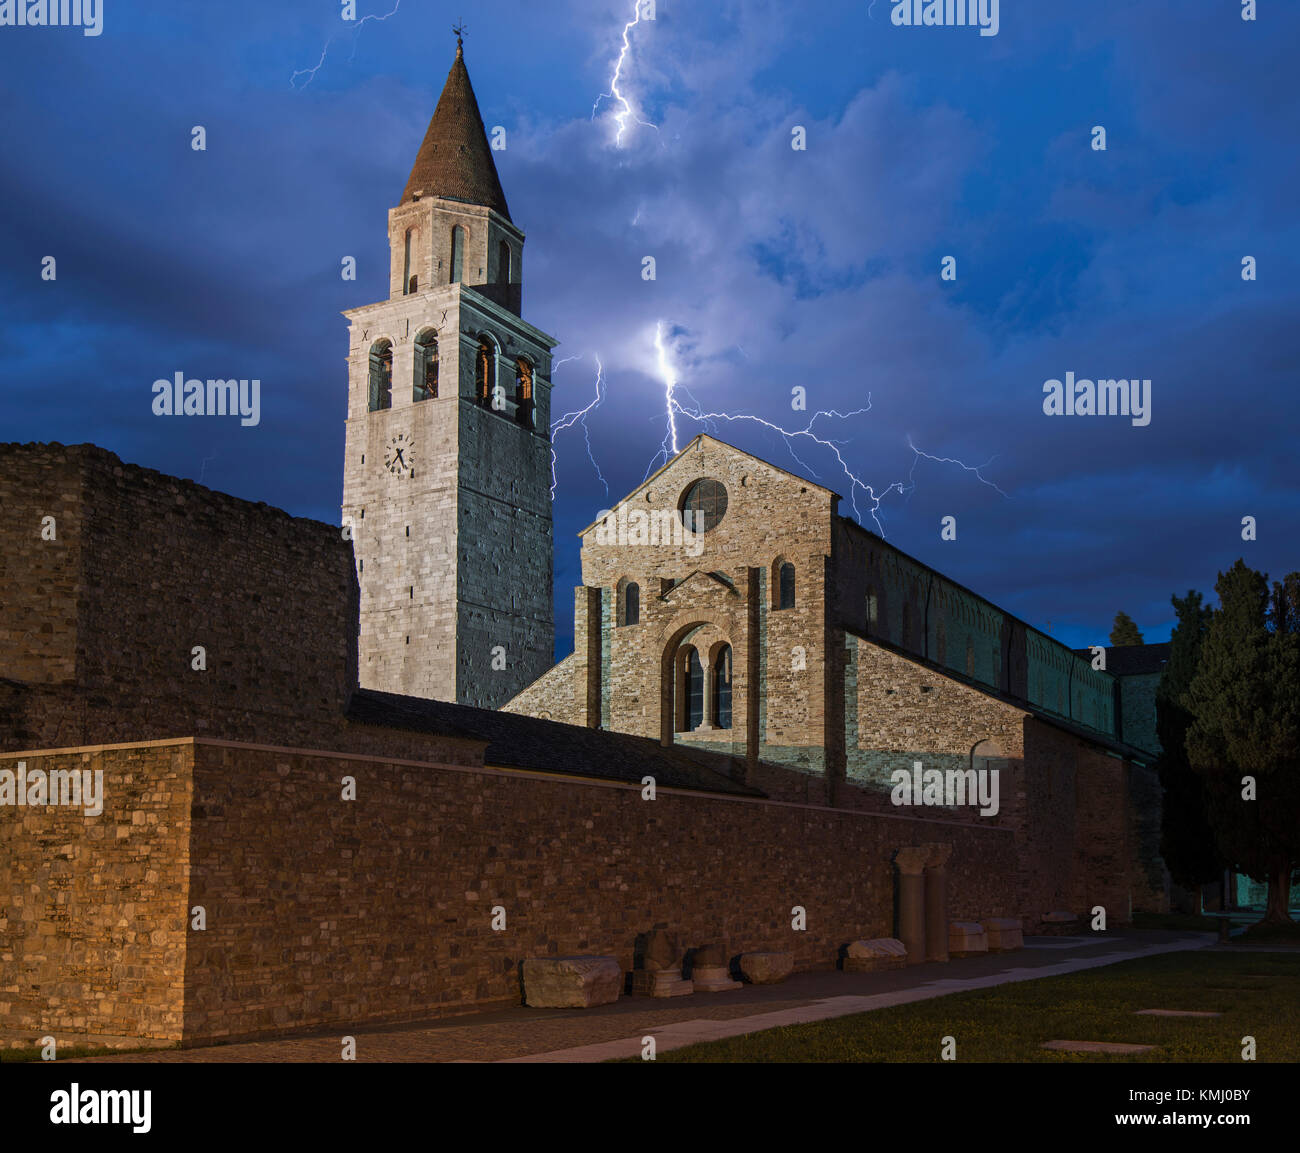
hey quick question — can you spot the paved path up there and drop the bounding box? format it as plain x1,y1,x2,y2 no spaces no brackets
75,931,1212,1064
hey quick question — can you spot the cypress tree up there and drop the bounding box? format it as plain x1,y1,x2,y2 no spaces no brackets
1185,560,1300,924
1154,590,1222,895
1110,611,1145,647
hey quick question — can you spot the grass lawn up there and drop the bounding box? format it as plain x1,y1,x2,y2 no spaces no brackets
1130,911,1222,932
633,951,1300,1062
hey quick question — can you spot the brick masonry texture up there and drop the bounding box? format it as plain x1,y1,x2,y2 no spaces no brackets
2,738,1019,1044
0,743,193,1041
0,433,1170,1045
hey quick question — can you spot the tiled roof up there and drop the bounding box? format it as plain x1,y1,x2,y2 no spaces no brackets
399,42,511,220
1074,642,1171,676
347,688,764,797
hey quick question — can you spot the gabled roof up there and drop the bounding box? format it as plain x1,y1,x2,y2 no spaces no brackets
1073,642,1171,677
400,40,511,220
578,434,840,536
660,570,740,602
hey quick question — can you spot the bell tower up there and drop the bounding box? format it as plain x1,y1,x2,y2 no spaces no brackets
342,33,557,708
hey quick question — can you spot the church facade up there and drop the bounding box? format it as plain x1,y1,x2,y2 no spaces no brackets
0,40,1170,1052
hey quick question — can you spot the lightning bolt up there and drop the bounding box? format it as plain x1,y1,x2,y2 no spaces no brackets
905,437,1009,499
591,0,659,146
648,322,1005,535
550,355,610,500
292,0,403,90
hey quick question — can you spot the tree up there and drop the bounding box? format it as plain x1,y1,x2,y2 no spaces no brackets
1154,591,1222,895
1184,560,1300,924
1110,611,1145,647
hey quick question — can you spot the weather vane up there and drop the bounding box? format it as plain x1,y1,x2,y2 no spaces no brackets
453,20,467,46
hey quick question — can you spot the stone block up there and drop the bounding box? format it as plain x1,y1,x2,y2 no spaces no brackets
691,965,742,993
980,918,1023,952
522,956,621,1008
844,937,907,972
1038,911,1081,936
630,970,694,998
739,951,794,984
947,921,988,957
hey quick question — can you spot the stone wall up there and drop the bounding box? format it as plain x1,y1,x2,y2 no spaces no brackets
0,736,1021,1045
0,446,82,687
0,742,194,1041
0,443,360,754
182,740,1020,1042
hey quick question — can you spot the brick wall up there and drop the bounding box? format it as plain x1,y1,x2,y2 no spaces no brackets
181,741,1021,1042
0,736,1022,1045
0,443,360,753
0,743,194,1041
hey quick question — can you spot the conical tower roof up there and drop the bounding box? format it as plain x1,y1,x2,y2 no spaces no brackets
400,38,511,221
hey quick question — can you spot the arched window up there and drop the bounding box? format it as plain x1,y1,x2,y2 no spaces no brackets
368,339,392,411
450,225,465,284
682,647,704,732
402,228,413,295
679,478,728,534
414,330,438,401
498,239,511,285
515,357,534,426
619,580,640,627
713,644,732,729
965,637,975,678
476,336,495,404
773,560,795,610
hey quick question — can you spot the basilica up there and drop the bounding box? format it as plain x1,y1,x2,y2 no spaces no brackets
0,38,1170,1049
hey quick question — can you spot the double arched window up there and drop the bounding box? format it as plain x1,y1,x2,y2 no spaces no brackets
414,330,438,402
713,644,732,729
618,579,640,627
476,336,496,404
678,647,705,732
773,558,795,610
515,357,534,426
368,339,392,411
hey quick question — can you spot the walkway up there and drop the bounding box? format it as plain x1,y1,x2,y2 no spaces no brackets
72,930,1214,1063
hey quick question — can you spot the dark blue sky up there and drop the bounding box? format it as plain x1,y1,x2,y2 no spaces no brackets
2,1,1296,655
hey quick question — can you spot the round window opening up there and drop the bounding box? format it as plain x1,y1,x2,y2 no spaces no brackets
679,478,728,533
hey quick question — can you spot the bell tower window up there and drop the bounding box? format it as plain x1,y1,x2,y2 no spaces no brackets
450,225,465,284
403,228,414,294
515,357,534,426
476,336,496,404
368,339,393,411
498,239,511,284
414,330,438,401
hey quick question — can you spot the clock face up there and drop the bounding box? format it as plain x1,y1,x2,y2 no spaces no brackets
384,432,415,478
